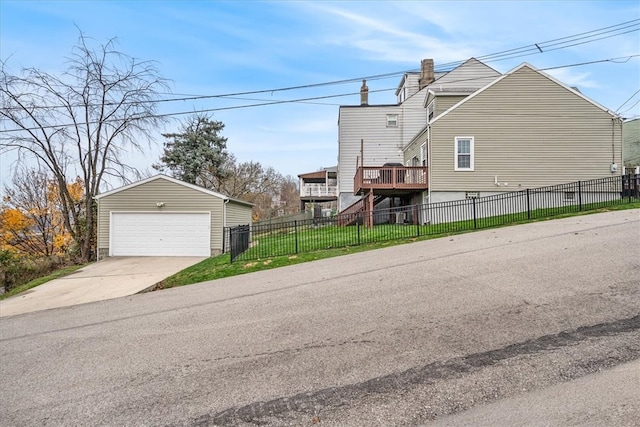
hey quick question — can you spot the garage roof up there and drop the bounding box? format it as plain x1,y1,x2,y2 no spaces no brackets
95,174,253,206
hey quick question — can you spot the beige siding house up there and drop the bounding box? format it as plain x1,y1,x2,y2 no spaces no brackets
405,63,623,203
337,58,502,214
95,175,252,259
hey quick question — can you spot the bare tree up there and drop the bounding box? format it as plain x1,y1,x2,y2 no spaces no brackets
278,175,300,215
205,155,286,220
0,33,168,261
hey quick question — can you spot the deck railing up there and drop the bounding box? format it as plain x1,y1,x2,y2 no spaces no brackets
354,166,428,194
300,183,338,198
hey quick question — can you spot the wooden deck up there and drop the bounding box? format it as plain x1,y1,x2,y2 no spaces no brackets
354,166,428,195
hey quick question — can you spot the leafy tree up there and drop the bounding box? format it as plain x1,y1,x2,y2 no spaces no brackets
0,32,168,261
153,114,229,185
0,169,83,257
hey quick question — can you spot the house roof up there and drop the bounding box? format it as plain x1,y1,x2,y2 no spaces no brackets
423,58,501,107
95,174,253,206
430,62,621,125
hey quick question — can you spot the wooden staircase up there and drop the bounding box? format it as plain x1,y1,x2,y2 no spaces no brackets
337,193,386,226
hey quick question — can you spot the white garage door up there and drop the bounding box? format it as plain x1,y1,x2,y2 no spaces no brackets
111,212,210,256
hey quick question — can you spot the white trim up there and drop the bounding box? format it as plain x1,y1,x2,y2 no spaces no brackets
427,100,435,123
431,63,621,125
454,136,474,171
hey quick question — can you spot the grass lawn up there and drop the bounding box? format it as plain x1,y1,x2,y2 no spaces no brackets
156,202,640,290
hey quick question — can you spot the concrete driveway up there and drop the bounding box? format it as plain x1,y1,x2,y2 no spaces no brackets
0,256,205,317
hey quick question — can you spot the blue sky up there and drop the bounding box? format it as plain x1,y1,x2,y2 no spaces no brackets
1,0,639,188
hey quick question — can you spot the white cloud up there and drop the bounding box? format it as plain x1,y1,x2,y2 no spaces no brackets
544,68,600,89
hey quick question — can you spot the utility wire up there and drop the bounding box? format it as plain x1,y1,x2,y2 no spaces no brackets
1,56,638,133
616,89,640,112
2,19,638,112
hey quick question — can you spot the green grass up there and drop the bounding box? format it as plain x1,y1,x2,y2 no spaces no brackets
7,201,638,295
236,199,640,261
156,201,640,290
0,264,86,301
154,239,411,290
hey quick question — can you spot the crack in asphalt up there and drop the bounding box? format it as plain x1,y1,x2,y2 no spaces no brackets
185,314,640,427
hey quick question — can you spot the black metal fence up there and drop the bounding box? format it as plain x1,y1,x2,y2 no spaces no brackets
223,174,639,262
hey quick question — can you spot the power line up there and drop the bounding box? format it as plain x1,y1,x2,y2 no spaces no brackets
1,24,639,133
616,89,640,112
1,55,637,133
2,19,638,113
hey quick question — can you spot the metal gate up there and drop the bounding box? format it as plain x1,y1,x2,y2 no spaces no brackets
229,224,250,262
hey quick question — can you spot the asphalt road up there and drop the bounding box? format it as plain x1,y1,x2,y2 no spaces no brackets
1,209,639,426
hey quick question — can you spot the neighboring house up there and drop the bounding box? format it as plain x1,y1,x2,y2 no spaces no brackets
298,166,338,212
337,58,623,220
95,174,252,259
404,62,623,204
623,118,640,170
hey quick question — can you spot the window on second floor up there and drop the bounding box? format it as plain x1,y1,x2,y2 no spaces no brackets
420,143,427,167
455,137,474,171
427,101,435,122
386,114,398,127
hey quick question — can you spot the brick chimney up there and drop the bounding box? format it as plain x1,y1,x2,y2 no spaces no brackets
419,59,435,90
360,79,369,105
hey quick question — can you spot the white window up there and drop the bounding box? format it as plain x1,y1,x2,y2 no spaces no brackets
455,137,474,171
386,114,398,127
420,143,427,167
427,101,435,122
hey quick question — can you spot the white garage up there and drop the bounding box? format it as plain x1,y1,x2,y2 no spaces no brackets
95,175,253,259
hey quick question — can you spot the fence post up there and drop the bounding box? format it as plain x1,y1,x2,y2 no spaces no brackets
294,220,299,254
578,180,582,211
472,197,477,229
222,227,226,253
228,227,233,263
526,189,531,220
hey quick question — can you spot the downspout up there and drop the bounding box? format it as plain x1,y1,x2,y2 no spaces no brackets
223,199,229,227
612,118,616,165
95,196,99,260
427,125,432,202
611,117,621,174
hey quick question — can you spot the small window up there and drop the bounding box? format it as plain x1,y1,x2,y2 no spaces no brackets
420,143,427,167
386,114,398,127
427,101,435,122
564,191,576,202
465,191,479,199
455,137,474,171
